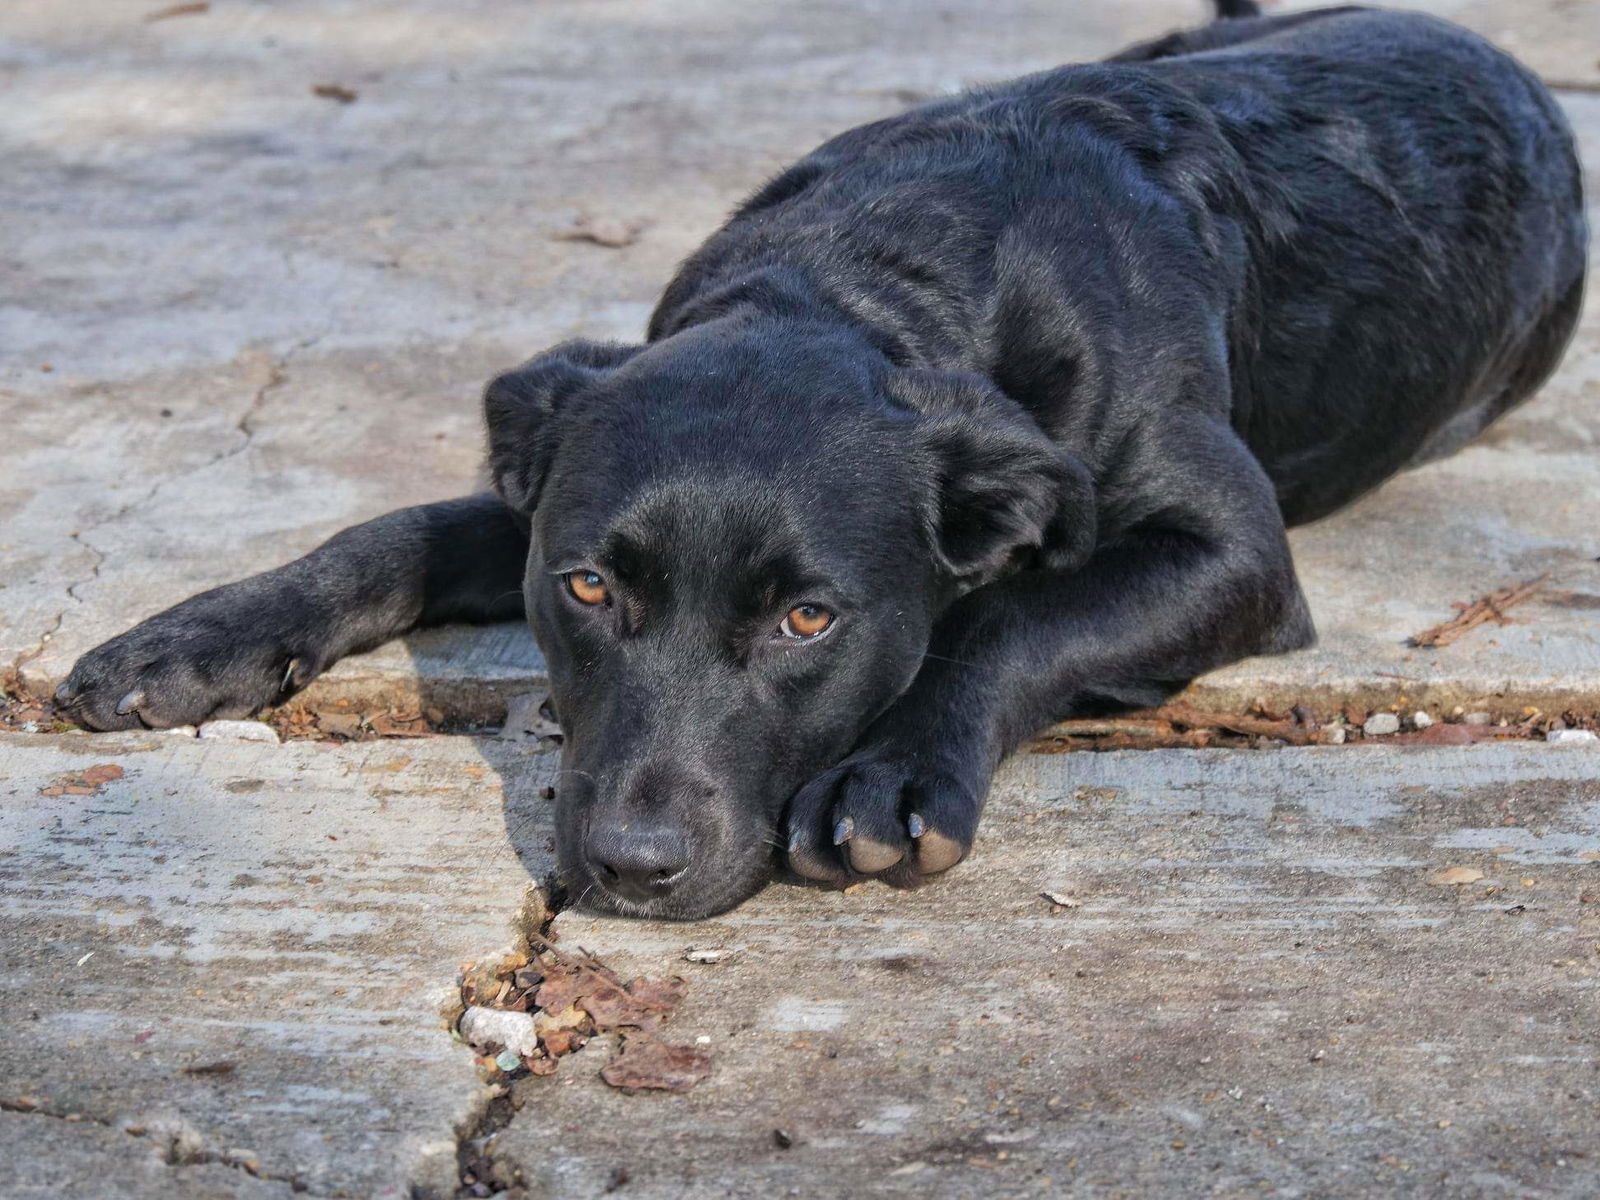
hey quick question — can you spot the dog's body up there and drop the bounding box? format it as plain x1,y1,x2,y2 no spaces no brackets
59,5,1585,918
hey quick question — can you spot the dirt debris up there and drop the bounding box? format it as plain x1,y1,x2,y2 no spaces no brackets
1409,573,1548,648
457,936,706,1090
38,763,124,797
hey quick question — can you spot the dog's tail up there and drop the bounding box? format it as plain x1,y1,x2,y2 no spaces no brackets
1213,0,1262,17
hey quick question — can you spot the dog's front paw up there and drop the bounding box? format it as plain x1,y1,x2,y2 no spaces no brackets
784,742,988,888
53,590,320,731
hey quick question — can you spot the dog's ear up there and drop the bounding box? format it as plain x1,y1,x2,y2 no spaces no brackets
888,370,1097,586
484,340,643,511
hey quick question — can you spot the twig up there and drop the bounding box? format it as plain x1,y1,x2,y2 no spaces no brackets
1409,574,1548,648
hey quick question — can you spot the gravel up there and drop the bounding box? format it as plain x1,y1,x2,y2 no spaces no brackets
197,720,281,744
457,1006,541,1058
1546,728,1599,745
1362,713,1401,737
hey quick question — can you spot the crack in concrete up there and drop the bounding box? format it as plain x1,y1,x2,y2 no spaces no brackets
434,881,562,1199
2,1100,324,1194
11,337,322,693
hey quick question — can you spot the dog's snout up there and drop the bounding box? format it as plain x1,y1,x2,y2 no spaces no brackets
586,821,690,902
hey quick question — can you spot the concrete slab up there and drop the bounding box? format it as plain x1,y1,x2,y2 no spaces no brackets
3,0,1598,722
0,731,558,1199
501,742,1600,1199
4,730,1597,1196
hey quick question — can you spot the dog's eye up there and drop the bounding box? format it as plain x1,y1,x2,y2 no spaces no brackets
779,604,833,639
566,570,609,606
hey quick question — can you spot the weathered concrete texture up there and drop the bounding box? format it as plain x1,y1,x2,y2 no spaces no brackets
0,732,559,1199
3,0,1598,721
503,743,1600,1199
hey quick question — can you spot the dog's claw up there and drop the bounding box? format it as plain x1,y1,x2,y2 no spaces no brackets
114,689,145,716
53,681,76,705
907,812,926,838
832,816,855,845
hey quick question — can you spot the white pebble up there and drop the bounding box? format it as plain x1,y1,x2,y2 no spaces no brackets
457,1006,540,1057
1321,723,1347,745
1362,713,1401,737
1463,711,1493,726
1410,711,1434,730
1546,729,1598,745
197,720,280,744
162,725,199,738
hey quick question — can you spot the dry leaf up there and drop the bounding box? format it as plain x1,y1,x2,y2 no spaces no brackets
1427,866,1485,886
312,83,358,104
600,1036,711,1093
40,764,124,797
145,2,209,20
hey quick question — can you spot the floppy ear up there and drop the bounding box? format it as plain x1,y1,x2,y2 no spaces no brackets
483,340,643,511
889,370,1097,586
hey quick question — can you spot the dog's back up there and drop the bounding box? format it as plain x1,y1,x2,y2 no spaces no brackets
1122,8,1586,518
657,7,1586,526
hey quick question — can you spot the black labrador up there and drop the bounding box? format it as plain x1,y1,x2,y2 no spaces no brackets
58,3,1587,918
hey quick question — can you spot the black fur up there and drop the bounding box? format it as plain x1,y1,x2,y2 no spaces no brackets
58,6,1586,919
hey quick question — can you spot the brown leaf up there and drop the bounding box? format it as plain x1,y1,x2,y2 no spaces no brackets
533,963,589,1015
624,975,687,1015
40,764,124,797
600,1036,711,1093
145,2,208,20
311,83,359,104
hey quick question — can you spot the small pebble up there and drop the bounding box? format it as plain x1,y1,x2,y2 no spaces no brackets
197,720,280,744
1546,729,1598,745
1410,711,1434,730
458,1006,540,1058
1362,712,1401,737
494,1050,522,1073
1321,723,1347,745
1463,711,1493,726
684,947,725,964
162,725,200,738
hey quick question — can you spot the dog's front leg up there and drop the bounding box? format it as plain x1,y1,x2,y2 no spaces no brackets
786,415,1314,887
55,494,528,730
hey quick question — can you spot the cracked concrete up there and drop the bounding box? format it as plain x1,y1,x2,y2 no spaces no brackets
2,0,1598,721
3,0,1599,1196
0,731,559,1199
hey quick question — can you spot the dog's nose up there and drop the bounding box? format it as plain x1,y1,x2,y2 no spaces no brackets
586,822,690,901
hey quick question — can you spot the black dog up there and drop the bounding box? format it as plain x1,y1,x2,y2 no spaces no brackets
58,3,1586,918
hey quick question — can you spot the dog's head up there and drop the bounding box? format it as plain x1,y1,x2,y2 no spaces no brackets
485,320,1094,917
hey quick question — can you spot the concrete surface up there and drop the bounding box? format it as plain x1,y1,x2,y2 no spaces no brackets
4,1,1600,1198
4,732,1599,1196
505,742,1600,1200
2,0,1598,721
0,731,559,1199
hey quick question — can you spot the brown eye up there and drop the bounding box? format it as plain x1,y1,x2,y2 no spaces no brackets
780,604,833,639
567,570,608,606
